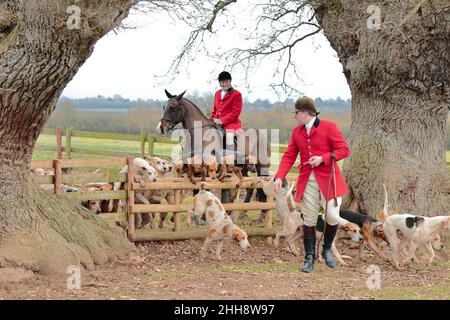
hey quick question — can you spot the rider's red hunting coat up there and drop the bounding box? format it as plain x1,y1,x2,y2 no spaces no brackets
210,88,242,132
275,118,350,202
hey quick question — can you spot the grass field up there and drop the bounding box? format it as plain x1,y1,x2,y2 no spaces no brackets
34,134,178,160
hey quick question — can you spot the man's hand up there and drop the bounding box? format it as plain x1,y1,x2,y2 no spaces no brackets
306,156,323,167
273,178,283,193
213,118,223,125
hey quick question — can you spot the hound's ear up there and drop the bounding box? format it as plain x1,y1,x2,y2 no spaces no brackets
232,230,240,242
176,90,186,100
165,89,175,99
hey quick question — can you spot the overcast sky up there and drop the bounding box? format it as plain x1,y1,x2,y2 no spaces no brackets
62,7,351,103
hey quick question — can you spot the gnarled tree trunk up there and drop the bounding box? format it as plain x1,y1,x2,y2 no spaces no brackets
0,0,134,277
311,0,450,215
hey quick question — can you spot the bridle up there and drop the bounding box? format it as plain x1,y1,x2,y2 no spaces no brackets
160,101,223,132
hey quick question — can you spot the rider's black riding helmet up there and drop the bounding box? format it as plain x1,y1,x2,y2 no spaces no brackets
218,71,232,82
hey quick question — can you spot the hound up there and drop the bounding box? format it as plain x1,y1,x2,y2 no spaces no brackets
144,155,173,174
260,177,302,255
187,154,207,184
84,183,114,213
399,233,444,264
260,176,296,223
81,187,102,214
382,184,450,268
339,209,389,261
203,154,219,180
112,158,157,229
316,215,363,265
192,186,250,260
172,156,187,178
144,156,176,228
31,168,48,176
218,154,257,187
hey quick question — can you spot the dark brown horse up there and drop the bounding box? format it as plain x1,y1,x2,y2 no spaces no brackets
157,90,271,204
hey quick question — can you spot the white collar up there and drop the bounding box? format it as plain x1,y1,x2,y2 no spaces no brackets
305,117,316,130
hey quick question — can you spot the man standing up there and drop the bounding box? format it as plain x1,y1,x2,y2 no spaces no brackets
210,71,243,152
273,97,350,273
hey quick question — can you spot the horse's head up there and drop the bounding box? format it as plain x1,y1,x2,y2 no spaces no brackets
157,89,186,134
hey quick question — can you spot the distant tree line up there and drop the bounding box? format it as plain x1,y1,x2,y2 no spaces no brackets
59,93,352,113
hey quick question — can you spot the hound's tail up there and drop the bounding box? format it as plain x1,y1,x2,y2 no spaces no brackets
382,183,389,219
199,182,215,191
234,187,241,203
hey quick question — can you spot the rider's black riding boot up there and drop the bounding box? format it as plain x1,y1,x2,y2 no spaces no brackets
302,225,316,273
322,223,338,269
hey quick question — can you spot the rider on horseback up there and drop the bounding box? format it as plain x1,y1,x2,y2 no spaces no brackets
210,71,242,153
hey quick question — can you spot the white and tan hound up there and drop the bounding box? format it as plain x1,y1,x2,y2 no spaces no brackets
192,187,250,260
382,184,450,268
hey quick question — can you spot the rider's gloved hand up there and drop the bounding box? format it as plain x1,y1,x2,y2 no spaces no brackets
213,118,223,125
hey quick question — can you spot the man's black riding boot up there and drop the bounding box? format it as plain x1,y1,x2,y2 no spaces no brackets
302,225,316,273
322,223,338,268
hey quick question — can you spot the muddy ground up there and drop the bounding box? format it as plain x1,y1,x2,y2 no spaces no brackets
0,237,448,300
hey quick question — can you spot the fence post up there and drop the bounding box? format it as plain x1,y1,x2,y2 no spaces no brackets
65,128,72,158
264,195,273,245
173,189,181,232
127,156,135,240
54,159,62,195
147,135,155,156
140,130,146,158
56,128,63,159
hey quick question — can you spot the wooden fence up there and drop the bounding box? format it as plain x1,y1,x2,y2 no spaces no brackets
31,156,290,242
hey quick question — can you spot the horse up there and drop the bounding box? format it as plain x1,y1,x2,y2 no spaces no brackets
157,90,271,217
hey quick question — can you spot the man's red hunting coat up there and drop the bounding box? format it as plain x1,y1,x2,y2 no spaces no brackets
210,88,242,132
275,118,350,202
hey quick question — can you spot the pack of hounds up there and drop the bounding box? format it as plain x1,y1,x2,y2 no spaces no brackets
32,157,449,270
31,154,254,230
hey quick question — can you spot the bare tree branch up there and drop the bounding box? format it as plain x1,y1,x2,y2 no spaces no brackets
206,0,237,32
135,0,323,97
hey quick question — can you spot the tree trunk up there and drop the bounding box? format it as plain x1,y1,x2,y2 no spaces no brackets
310,0,450,215
0,0,134,277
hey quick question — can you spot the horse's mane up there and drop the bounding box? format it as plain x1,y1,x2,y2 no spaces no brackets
182,98,213,123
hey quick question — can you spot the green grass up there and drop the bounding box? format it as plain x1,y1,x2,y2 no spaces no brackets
34,134,179,160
